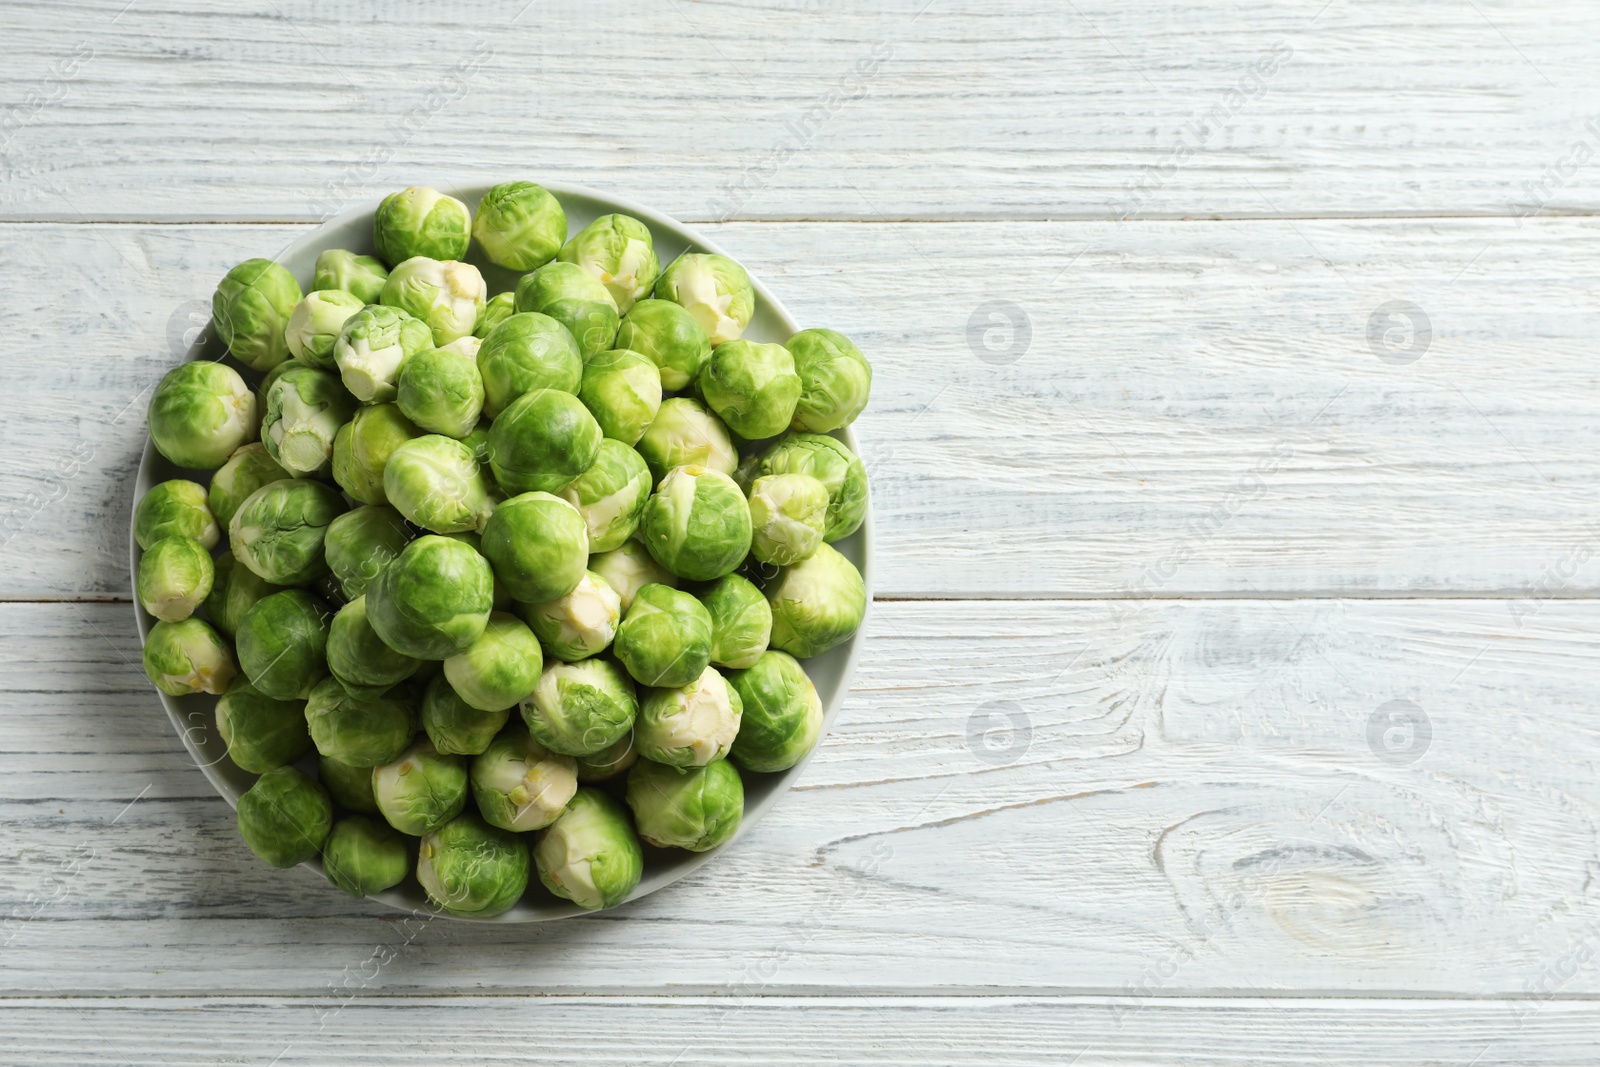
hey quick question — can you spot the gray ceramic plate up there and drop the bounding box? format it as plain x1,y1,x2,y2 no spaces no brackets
131,181,872,921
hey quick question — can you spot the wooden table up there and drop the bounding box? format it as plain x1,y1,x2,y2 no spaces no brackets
5,2,1599,1062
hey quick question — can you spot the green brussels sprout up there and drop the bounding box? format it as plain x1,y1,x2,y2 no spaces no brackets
326,595,422,699
320,753,380,814
213,258,303,372
476,312,583,419
575,732,637,782
394,345,484,439
382,435,495,535
421,672,510,756
579,349,662,446
285,289,366,369
366,534,494,659
747,472,828,566
380,256,487,347
470,723,579,832
786,328,872,432
487,388,602,496
137,536,215,623
700,574,772,670
533,787,643,910
728,650,824,773
333,304,435,403
756,432,868,542
312,249,389,304
304,675,418,767
135,479,220,551
324,505,412,600
559,439,651,553
652,253,754,346
323,815,410,897
765,542,867,657
215,679,312,773
518,570,621,663
589,541,678,614
479,491,587,604
260,363,356,475
475,291,517,339
331,403,422,506
147,361,258,470
374,186,472,266
635,397,737,482
203,551,281,638
634,666,742,768
514,260,620,361
699,340,800,440
417,812,530,918
372,738,469,836
613,583,713,689
471,180,567,271
523,657,637,756
626,757,744,851
557,213,661,313
639,465,752,581
235,589,332,699
442,611,544,712
614,299,712,393
143,617,236,696
228,478,344,585
236,765,331,868
209,444,290,527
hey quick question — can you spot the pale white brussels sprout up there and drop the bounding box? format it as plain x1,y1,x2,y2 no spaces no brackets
471,180,567,271
469,724,578,832
417,812,530,918
626,757,744,851
765,542,867,658
728,650,824,773
135,479,219,551
333,304,435,402
261,363,356,475
699,573,771,670
147,361,258,470
786,328,872,432
532,787,643,911
373,185,472,266
312,249,389,304
557,213,661,313
209,443,290,527
639,465,753,581
747,472,828,566
383,434,496,535
443,611,545,713
633,665,742,769
514,260,620,361
212,258,303,372
372,738,469,836
635,397,738,482
615,299,712,393
142,617,236,696
517,570,622,663
380,256,487,347
395,344,485,439
579,349,662,446
588,541,677,613
756,432,869,542
698,340,800,440
331,403,422,505
522,657,637,756
475,291,517,338
652,252,754,346
560,439,652,553
285,289,366,369
436,334,481,361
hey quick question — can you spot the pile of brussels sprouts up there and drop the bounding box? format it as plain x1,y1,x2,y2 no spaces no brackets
134,183,871,917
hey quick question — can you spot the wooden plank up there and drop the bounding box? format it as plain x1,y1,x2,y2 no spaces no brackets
2,0,1599,222
4,219,1600,598
4,599,1599,995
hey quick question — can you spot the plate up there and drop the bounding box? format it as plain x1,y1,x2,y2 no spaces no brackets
130,181,872,921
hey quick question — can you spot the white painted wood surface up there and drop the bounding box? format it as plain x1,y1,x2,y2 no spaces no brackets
5,0,1600,1062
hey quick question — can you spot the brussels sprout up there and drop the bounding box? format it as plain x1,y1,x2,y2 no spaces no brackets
479,491,587,604
698,340,800,440
213,258,303,372
394,345,484,439
443,529,512,611
326,595,421,699
228,478,344,585
313,249,389,304
285,289,366,369
380,257,487,347
652,253,754,346
786,328,872,432
305,675,418,767
148,361,258,470
700,574,772,670
260,363,356,475
215,679,312,773
441,611,544,713
588,541,678,614
382,435,495,535
421,672,510,756
417,812,530,918
209,444,290,527
518,570,621,663
756,433,868,542
476,312,583,419
533,787,642,910
487,388,602,496
142,617,236,696
475,291,517,338
366,534,494,659
626,757,744,851
765,542,867,657
470,724,579,832
523,657,637,756
728,650,824,773
747,472,828,566
614,299,712,393
471,180,567,271
437,334,482,360
634,666,742,768
135,479,220,551
324,505,412,600
635,397,737,482
579,349,662,446
137,536,215,623
331,403,422,506
323,815,410,897
374,186,472,266
205,551,282,639
514,260,620,361
235,589,332,699
333,304,435,403
236,766,331,868
640,465,752,581
559,439,651,553
557,213,661,313
320,753,380,814
575,732,637,782
371,738,469,836
613,583,713,689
